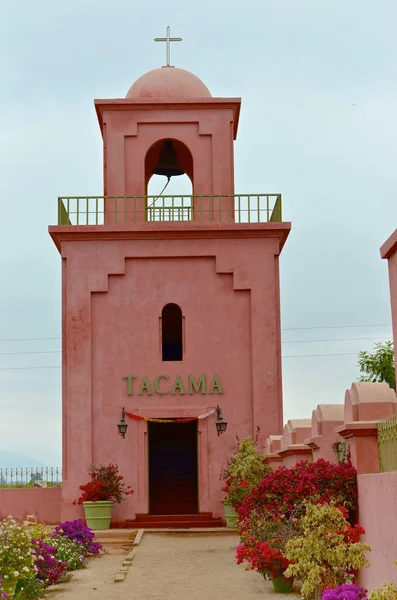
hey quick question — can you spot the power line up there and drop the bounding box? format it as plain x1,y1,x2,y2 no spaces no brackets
0,351,365,370
282,323,390,331
282,336,390,344
0,323,391,343
283,352,359,358
0,336,389,357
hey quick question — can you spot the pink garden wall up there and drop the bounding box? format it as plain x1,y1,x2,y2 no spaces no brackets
0,488,61,524
357,472,397,588
381,229,397,373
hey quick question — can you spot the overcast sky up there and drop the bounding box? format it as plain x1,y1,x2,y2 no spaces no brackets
0,0,396,464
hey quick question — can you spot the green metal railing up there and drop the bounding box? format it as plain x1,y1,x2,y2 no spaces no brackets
0,467,62,487
57,194,282,226
378,418,397,472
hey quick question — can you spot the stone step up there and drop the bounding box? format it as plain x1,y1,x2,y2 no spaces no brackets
127,520,224,529
134,512,213,522
94,529,137,549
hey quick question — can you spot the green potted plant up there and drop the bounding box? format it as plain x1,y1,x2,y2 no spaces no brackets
221,435,270,528
74,463,134,530
284,503,371,599
0,517,37,597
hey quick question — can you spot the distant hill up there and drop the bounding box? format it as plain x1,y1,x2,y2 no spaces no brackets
0,450,46,469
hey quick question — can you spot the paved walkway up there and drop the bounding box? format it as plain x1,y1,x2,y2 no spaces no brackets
49,532,291,599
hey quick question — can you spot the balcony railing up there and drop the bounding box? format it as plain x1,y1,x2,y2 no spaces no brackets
0,467,62,488
57,194,282,226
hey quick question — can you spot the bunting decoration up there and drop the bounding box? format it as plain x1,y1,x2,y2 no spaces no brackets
125,408,216,424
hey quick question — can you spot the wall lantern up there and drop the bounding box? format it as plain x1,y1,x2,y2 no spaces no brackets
117,407,128,439
215,405,228,436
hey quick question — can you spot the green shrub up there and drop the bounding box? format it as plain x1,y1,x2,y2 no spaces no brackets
221,436,270,508
15,578,47,600
369,581,397,600
284,503,370,597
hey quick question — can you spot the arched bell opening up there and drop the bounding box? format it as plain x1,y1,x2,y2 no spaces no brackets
145,139,194,222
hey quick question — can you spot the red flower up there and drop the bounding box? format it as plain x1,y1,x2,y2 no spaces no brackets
74,464,134,504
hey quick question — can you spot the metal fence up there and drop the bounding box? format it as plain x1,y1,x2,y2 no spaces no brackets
378,418,397,472
0,467,62,487
57,194,282,225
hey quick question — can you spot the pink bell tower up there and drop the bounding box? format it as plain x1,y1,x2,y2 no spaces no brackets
49,37,291,525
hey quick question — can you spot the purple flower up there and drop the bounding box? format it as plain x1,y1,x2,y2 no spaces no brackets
32,539,68,586
323,584,368,600
53,519,102,555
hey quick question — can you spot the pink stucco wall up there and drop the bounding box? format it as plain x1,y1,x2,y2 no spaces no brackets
0,488,61,524
357,472,397,589
381,229,397,372
50,226,289,523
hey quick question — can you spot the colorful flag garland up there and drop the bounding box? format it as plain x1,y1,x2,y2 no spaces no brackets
125,408,216,424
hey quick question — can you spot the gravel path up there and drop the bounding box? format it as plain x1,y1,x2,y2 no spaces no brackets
48,532,291,599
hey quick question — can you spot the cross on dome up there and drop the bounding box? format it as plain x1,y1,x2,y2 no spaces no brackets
154,26,182,67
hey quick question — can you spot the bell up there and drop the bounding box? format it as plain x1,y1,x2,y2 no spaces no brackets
152,140,184,178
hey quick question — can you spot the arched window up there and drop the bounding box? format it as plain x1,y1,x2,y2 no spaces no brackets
162,303,183,361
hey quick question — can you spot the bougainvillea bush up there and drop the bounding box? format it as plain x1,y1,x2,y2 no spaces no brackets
236,506,301,579
237,538,292,579
220,436,270,508
44,537,86,572
284,503,370,597
53,520,102,556
238,458,358,522
74,464,133,504
32,540,68,586
323,584,368,600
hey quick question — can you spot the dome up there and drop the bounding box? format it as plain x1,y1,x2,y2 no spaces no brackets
126,66,212,100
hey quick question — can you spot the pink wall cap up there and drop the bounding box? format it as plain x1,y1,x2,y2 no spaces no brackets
281,419,312,449
336,421,379,439
380,229,397,259
286,419,312,429
304,438,320,449
126,67,212,100
344,382,397,422
264,435,283,454
278,445,312,458
311,404,344,436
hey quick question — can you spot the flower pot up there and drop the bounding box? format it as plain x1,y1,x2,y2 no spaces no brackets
2,577,19,597
271,575,293,594
83,501,113,530
222,500,238,528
